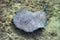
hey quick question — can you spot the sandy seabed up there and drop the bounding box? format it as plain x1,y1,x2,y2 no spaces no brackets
0,0,60,40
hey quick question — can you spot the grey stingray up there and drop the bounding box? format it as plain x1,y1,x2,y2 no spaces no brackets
12,7,47,32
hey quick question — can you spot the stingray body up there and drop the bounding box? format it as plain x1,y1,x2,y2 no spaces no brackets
13,8,47,32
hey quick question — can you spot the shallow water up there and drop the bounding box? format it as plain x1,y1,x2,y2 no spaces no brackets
0,0,60,40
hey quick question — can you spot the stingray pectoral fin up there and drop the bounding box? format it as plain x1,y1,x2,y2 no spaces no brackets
34,10,47,26
15,8,29,15
16,8,31,15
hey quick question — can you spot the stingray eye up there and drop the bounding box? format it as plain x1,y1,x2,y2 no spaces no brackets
24,20,29,25
20,17,31,25
20,19,24,25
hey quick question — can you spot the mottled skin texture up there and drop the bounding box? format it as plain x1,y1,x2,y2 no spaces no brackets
0,0,60,40
13,8,47,32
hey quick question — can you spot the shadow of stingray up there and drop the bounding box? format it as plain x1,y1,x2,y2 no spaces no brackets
11,19,45,39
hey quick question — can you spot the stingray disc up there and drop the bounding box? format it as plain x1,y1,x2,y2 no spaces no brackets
12,8,47,32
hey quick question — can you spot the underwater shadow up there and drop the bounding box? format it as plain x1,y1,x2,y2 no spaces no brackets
11,20,45,39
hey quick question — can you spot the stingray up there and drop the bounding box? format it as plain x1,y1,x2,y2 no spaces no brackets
12,4,48,32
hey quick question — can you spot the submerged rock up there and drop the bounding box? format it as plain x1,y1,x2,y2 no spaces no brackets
12,8,47,32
